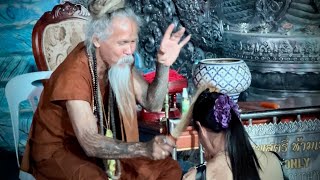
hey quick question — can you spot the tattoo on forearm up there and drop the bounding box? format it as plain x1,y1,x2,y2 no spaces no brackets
80,130,152,159
144,63,169,111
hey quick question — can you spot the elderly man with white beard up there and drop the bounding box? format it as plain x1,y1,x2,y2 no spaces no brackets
21,0,191,179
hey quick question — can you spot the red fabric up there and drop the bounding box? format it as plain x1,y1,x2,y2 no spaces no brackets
143,69,186,83
120,157,182,180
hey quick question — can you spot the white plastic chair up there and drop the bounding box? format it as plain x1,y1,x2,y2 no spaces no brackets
5,71,52,179
28,85,45,113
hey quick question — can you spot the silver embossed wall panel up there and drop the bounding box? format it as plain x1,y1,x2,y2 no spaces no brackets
127,0,320,100
127,0,223,79
245,119,320,179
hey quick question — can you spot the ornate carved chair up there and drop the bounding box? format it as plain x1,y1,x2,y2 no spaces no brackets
32,1,90,71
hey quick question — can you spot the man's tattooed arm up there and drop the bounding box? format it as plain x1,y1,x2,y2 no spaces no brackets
66,100,153,159
81,130,153,159
133,63,169,112
133,24,191,111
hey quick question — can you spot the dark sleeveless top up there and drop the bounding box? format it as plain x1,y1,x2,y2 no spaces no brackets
195,163,206,180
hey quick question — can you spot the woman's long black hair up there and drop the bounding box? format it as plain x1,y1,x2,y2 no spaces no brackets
192,89,261,180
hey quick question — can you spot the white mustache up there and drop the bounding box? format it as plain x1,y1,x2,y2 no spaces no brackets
116,55,134,66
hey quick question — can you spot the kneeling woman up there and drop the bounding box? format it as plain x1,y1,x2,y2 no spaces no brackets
182,87,285,180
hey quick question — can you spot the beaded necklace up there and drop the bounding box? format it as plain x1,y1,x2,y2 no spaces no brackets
86,47,121,179
86,47,103,134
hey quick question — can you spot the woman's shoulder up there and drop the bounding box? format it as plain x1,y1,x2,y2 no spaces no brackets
206,155,232,180
255,150,284,180
255,150,283,165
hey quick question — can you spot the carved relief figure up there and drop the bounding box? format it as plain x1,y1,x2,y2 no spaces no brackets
44,26,68,69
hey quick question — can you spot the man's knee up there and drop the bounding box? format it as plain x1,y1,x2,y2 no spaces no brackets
72,162,108,180
160,157,182,179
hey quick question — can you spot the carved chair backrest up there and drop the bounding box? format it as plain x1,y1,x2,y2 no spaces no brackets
32,2,90,71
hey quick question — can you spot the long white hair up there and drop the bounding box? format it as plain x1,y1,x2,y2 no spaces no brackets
85,8,142,52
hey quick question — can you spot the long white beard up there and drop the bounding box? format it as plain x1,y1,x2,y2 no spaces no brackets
108,55,136,125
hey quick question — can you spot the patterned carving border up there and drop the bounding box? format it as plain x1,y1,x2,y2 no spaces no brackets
222,32,320,62
222,32,320,74
245,119,320,137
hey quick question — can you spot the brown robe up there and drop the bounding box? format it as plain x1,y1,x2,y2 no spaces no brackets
21,42,182,179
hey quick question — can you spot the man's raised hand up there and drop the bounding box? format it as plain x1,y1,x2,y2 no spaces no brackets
157,24,191,66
